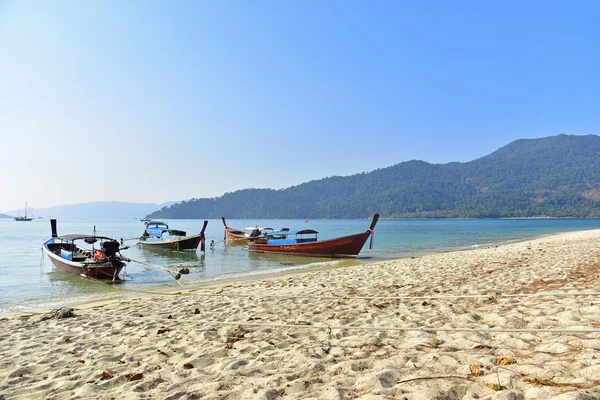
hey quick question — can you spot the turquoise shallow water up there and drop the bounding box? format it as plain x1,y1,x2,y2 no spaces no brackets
0,218,599,315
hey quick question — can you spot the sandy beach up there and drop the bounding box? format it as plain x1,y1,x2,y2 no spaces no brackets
2,229,600,399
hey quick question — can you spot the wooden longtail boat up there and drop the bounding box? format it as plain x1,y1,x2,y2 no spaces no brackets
139,220,208,251
248,213,380,258
222,217,247,242
221,217,277,243
42,219,130,281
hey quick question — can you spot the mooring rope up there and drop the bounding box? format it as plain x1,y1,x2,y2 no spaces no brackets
122,257,188,285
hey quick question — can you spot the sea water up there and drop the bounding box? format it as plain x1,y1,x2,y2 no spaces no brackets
0,218,598,315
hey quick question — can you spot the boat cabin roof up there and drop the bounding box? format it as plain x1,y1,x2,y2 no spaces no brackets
145,229,187,237
144,220,186,237
145,221,169,228
267,229,318,236
145,221,169,235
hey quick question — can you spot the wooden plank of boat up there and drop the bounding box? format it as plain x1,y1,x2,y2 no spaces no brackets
139,233,202,250
248,214,380,258
44,247,127,279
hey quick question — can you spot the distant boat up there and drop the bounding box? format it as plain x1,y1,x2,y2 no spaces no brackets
14,202,34,221
42,219,130,281
248,213,380,258
139,220,208,251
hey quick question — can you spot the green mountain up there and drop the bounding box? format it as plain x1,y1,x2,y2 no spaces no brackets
149,134,600,219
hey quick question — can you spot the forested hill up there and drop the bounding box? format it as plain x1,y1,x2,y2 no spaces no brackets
148,134,600,219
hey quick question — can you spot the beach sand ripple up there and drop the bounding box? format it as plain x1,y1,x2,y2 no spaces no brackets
2,230,600,399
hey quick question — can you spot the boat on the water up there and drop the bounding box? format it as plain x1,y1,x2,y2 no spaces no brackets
222,217,247,242
14,202,34,221
42,219,130,281
139,220,208,251
221,217,276,243
248,213,380,258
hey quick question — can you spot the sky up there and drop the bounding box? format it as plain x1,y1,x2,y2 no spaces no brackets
1,0,599,212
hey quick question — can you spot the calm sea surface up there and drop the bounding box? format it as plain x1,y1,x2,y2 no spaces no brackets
1,218,599,315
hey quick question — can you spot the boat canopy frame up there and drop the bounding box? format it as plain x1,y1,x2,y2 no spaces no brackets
265,229,319,245
55,234,117,242
143,221,181,237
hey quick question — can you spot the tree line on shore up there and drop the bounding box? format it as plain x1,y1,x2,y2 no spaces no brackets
148,134,600,219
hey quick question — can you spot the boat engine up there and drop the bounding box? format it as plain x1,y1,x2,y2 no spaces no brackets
101,240,121,258
250,228,261,238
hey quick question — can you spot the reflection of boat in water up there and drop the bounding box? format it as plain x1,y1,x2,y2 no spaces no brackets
248,214,379,258
139,220,208,251
42,219,130,281
14,202,34,221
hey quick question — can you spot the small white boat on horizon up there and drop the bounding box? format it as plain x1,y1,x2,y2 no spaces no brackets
14,202,34,221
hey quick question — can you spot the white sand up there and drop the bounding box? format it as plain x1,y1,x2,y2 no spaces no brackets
2,229,600,399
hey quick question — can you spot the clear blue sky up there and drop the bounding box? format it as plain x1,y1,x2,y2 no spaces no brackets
1,0,598,212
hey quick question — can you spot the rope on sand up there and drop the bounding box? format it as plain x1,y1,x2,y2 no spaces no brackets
397,375,474,384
